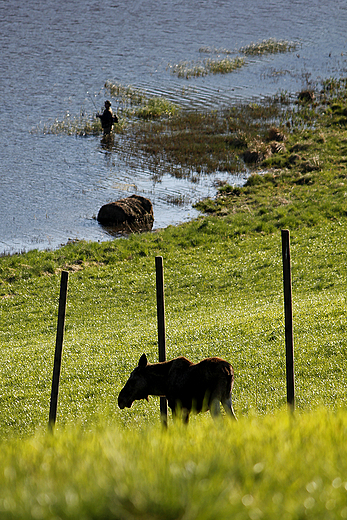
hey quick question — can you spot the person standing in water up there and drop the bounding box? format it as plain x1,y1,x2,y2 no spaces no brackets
97,100,118,134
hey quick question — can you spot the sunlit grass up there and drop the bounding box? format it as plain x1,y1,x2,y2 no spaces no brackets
2,220,347,436
134,97,179,119
2,410,347,519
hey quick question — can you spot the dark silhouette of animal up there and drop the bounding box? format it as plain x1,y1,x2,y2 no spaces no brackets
118,354,237,423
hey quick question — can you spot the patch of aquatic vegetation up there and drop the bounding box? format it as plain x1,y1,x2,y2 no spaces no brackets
164,193,190,206
40,111,103,136
206,57,245,75
134,97,179,119
128,76,347,181
240,38,299,56
320,76,347,101
199,46,234,55
127,96,284,178
169,38,298,79
104,81,180,119
199,39,299,57
36,83,180,136
169,57,245,79
278,77,347,132
37,109,127,137
104,81,148,106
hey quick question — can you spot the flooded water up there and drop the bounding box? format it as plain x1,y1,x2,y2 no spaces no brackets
1,0,346,255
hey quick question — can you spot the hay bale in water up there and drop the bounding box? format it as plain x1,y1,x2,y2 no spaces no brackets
97,195,154,231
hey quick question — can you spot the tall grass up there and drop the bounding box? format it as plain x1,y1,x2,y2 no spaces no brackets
1,410,347,519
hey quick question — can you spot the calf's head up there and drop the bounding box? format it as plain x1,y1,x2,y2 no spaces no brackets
118,354,149,409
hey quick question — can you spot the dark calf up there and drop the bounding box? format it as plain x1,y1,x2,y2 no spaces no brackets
118,354,237,423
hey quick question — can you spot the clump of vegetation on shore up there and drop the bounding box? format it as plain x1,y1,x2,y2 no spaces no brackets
195,77,347,232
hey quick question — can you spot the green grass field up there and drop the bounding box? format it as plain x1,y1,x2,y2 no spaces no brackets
1,77,347,518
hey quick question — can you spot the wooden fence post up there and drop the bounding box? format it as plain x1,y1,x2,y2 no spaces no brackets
155,256,168,427
49,270,69,431
281,230,295,410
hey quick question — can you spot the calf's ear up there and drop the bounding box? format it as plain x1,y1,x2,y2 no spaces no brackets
138,353,148,367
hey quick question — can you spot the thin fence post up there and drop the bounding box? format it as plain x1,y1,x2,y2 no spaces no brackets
49,270,69,431
155,256,168,427
281,229,295,410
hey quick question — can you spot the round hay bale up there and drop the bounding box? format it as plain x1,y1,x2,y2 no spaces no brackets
97,195,154,226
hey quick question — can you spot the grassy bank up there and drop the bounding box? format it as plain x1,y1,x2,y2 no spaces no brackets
196,78,347,232
1,220,347,438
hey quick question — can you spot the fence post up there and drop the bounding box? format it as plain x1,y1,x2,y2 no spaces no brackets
281,230,295,410
155,256,168,427
49,270,69,431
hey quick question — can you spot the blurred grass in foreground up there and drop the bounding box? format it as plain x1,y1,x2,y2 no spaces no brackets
1,409,347,519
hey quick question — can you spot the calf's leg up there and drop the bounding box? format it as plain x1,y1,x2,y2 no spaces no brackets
210,399,221,419
182,408,190,424
172,404,190,424
222,396,237,420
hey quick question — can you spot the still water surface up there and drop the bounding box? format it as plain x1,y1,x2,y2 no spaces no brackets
1,0,346,254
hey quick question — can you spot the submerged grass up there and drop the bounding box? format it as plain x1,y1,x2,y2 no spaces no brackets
39,110,126,136
127,95,286,178
171,38,297,78
169,56,245,79
240,38,299,56
199,39,299,57
41,110,103,136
